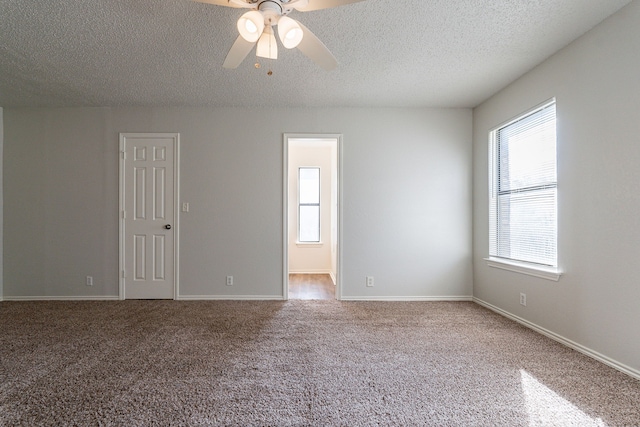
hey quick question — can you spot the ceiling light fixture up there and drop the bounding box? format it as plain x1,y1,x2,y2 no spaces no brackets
237,10,264,42
256,26,278,59
277,16,303,49
195,0,366,70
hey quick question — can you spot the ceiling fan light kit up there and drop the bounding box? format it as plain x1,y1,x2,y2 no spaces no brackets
237,10,264,42
277,16,303,49
256,26,278,59
193,0,366,70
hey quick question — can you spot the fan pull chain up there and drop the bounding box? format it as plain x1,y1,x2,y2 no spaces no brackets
267,29,274,76
253,25,275,75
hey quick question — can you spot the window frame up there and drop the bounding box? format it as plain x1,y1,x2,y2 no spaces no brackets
297,166,321,243
485,99,562,281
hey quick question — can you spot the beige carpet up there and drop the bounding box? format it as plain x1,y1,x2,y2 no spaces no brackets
0,300,638,426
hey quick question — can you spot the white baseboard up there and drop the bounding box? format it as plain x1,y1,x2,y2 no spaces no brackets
329,271,336,285
3,295,285,301
3,295,120,301
473,297,640,381
177,295,284,301
341,296,473,302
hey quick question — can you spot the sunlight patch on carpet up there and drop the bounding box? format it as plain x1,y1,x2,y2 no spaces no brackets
520,370,605,426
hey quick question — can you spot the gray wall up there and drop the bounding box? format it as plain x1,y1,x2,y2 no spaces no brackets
3,107,472,300
473,1,640,375
0,107,3,300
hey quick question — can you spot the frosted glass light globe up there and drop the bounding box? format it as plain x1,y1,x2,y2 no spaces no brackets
277,16,303,49
237,11,264,43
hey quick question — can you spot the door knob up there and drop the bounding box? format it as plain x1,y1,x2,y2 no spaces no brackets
165,224,172,230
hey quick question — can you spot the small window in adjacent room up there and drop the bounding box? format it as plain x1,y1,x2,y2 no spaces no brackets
298,167,320,242
487,99,560,280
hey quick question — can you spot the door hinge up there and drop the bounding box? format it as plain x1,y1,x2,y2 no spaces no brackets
121,151,126,159
122,270,126,278
122,210,126,219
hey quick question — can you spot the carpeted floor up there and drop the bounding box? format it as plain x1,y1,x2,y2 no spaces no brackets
0,300,638,426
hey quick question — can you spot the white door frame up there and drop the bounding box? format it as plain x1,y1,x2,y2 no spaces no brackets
119,133,180,300
283,133,343,300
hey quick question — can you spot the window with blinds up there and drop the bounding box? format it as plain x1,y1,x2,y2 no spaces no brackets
298,167,321,242
489,100,557,267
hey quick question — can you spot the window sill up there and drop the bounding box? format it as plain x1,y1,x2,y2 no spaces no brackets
484,257,562,282
296,242,323,248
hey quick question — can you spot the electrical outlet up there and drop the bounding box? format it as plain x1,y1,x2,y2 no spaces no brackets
86,276,93,286
182,202,189,212
366,276,374,287
226,276,233,286
520,293,527,306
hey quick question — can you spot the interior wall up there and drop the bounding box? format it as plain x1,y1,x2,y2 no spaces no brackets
3,106,472,300
0,107,3,301
473,1,640,376
288,142,334,274
4,108,117,298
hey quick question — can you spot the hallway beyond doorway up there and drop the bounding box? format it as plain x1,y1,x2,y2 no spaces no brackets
288,274,335,300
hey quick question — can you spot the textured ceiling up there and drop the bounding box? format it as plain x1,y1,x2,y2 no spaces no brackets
0,0,633,108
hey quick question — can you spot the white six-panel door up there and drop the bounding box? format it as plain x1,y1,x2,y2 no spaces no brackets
120,133,179,299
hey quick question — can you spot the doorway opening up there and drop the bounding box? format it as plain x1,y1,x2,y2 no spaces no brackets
284,135,341,300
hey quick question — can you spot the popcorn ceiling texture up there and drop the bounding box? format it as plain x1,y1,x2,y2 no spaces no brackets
0,0,632,108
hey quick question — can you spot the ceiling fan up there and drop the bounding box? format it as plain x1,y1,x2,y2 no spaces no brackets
193,0,365,70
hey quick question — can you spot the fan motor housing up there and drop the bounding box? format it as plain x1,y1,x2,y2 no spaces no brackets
258,0,293,23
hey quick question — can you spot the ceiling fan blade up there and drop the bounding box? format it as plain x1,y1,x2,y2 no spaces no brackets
190,0,247,8
223,35,256,68
296,22,337,70
293,0,366,12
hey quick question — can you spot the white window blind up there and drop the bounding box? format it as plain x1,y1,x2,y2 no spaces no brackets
489,101,557,267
